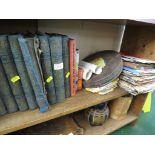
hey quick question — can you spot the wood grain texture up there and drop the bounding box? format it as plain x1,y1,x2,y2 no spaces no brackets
74,112,137,135
120,25,154,125
121,26,155,61
0,88,127,135
130,19,155,25
129,94,148,116
12,116,84,135
80,19,155,26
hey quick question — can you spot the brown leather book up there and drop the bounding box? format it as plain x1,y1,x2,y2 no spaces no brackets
69,39,76,96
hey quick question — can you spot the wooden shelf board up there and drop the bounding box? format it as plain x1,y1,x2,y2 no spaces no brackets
74,113,137,135
12,116,84,135
0,88,127,135
80,19,155,26
128,19,155,25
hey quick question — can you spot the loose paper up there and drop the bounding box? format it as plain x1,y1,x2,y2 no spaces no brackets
54,63,63,70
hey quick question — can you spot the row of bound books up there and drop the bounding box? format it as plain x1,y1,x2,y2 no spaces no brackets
0,33,78,116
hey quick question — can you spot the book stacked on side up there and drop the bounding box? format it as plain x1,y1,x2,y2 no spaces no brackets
119,55,155,95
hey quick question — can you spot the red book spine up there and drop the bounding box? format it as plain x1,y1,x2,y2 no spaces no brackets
69,39,76,96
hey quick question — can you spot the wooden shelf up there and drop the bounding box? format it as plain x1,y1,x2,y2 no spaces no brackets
12,116,84,135
80,19,155,26
128,19,155,25
74,113,137,135
0,87,127,135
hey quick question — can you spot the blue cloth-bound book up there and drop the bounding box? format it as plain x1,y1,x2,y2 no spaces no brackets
8,35,38,110
49,35,66,103
62,35,70,98
0,35,28,111
0,97,7,115
39,35,56,105
0,60,18,113
18,36,49,112
26,37,45,92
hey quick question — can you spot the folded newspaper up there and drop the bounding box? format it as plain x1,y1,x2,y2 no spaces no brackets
119,55,155,95
122,55,155,64
119,80,155,96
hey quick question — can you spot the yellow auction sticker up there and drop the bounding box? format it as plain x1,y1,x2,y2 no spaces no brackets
46,76,53,83
11,75,20,83
66,72,70,78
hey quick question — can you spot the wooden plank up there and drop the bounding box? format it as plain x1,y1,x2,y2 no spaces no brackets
129,19,155,25
74,112,137,135
80,19,155,26
121,26,155,61
129,94,148,116
0,88,127,135
120,25,154,125
12,116,84,135
81,19,127,25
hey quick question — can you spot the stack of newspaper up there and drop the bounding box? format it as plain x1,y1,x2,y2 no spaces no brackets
119,55,155,95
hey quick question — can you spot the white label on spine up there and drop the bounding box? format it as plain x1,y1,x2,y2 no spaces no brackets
54,63,63,70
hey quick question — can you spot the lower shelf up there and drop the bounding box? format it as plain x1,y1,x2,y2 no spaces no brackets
11,116,84,135
0,88,127,135
74,113,137,135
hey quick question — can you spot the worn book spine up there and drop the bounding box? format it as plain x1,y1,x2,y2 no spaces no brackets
33,37,46,94
0,60,18,113
75,49,79,91
62,35,70,98
26,37,44,91
69,39,76,96
8,35,38,110
39,35,56,105
49,35,66,103
18,36,49,112
0,97,7,115
0,35,28,111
